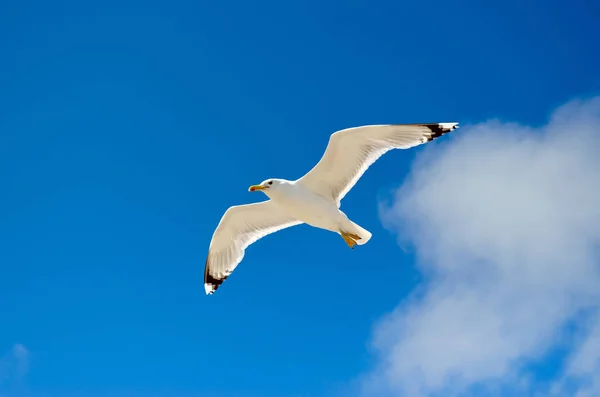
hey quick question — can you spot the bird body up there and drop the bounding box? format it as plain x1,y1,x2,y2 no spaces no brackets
204,122,459,294
256,179,372,242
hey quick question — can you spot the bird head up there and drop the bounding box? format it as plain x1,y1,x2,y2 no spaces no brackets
248,178,283,195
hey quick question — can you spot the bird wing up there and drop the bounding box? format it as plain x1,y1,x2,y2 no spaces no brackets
297,123,458,206
204,200,302,295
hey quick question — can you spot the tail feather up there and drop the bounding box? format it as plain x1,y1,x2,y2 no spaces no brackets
350,222,372,245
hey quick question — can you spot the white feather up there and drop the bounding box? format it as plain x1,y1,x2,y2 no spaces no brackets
204,201,301,294
297,123,458,206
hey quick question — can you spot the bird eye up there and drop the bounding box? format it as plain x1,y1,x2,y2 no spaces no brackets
268,181,273,185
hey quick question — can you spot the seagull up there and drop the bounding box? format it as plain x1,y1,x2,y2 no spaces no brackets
204,122,459,294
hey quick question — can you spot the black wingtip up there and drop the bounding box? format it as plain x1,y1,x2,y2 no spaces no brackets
204,257,228,295
421,122,459,141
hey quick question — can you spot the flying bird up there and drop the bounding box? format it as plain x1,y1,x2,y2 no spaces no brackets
204,122,459,294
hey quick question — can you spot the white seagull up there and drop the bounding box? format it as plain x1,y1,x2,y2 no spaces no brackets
204,122,459,294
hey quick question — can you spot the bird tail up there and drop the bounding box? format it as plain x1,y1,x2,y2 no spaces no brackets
349,221,372,245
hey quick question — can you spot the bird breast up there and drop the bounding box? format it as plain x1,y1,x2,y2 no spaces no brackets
271,183,342,230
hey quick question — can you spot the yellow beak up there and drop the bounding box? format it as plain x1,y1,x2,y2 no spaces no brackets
248,184,267,192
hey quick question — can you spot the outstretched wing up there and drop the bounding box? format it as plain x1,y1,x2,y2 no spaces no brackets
297,123,458,206
204,200,302,295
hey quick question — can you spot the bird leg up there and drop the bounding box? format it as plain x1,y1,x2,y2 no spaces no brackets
341,231,361,249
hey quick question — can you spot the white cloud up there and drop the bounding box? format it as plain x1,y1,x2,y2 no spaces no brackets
549,311,600,397
366,96,600,397
0,344,29,391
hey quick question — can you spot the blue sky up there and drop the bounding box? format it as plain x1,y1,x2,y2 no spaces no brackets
1,0,599,396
